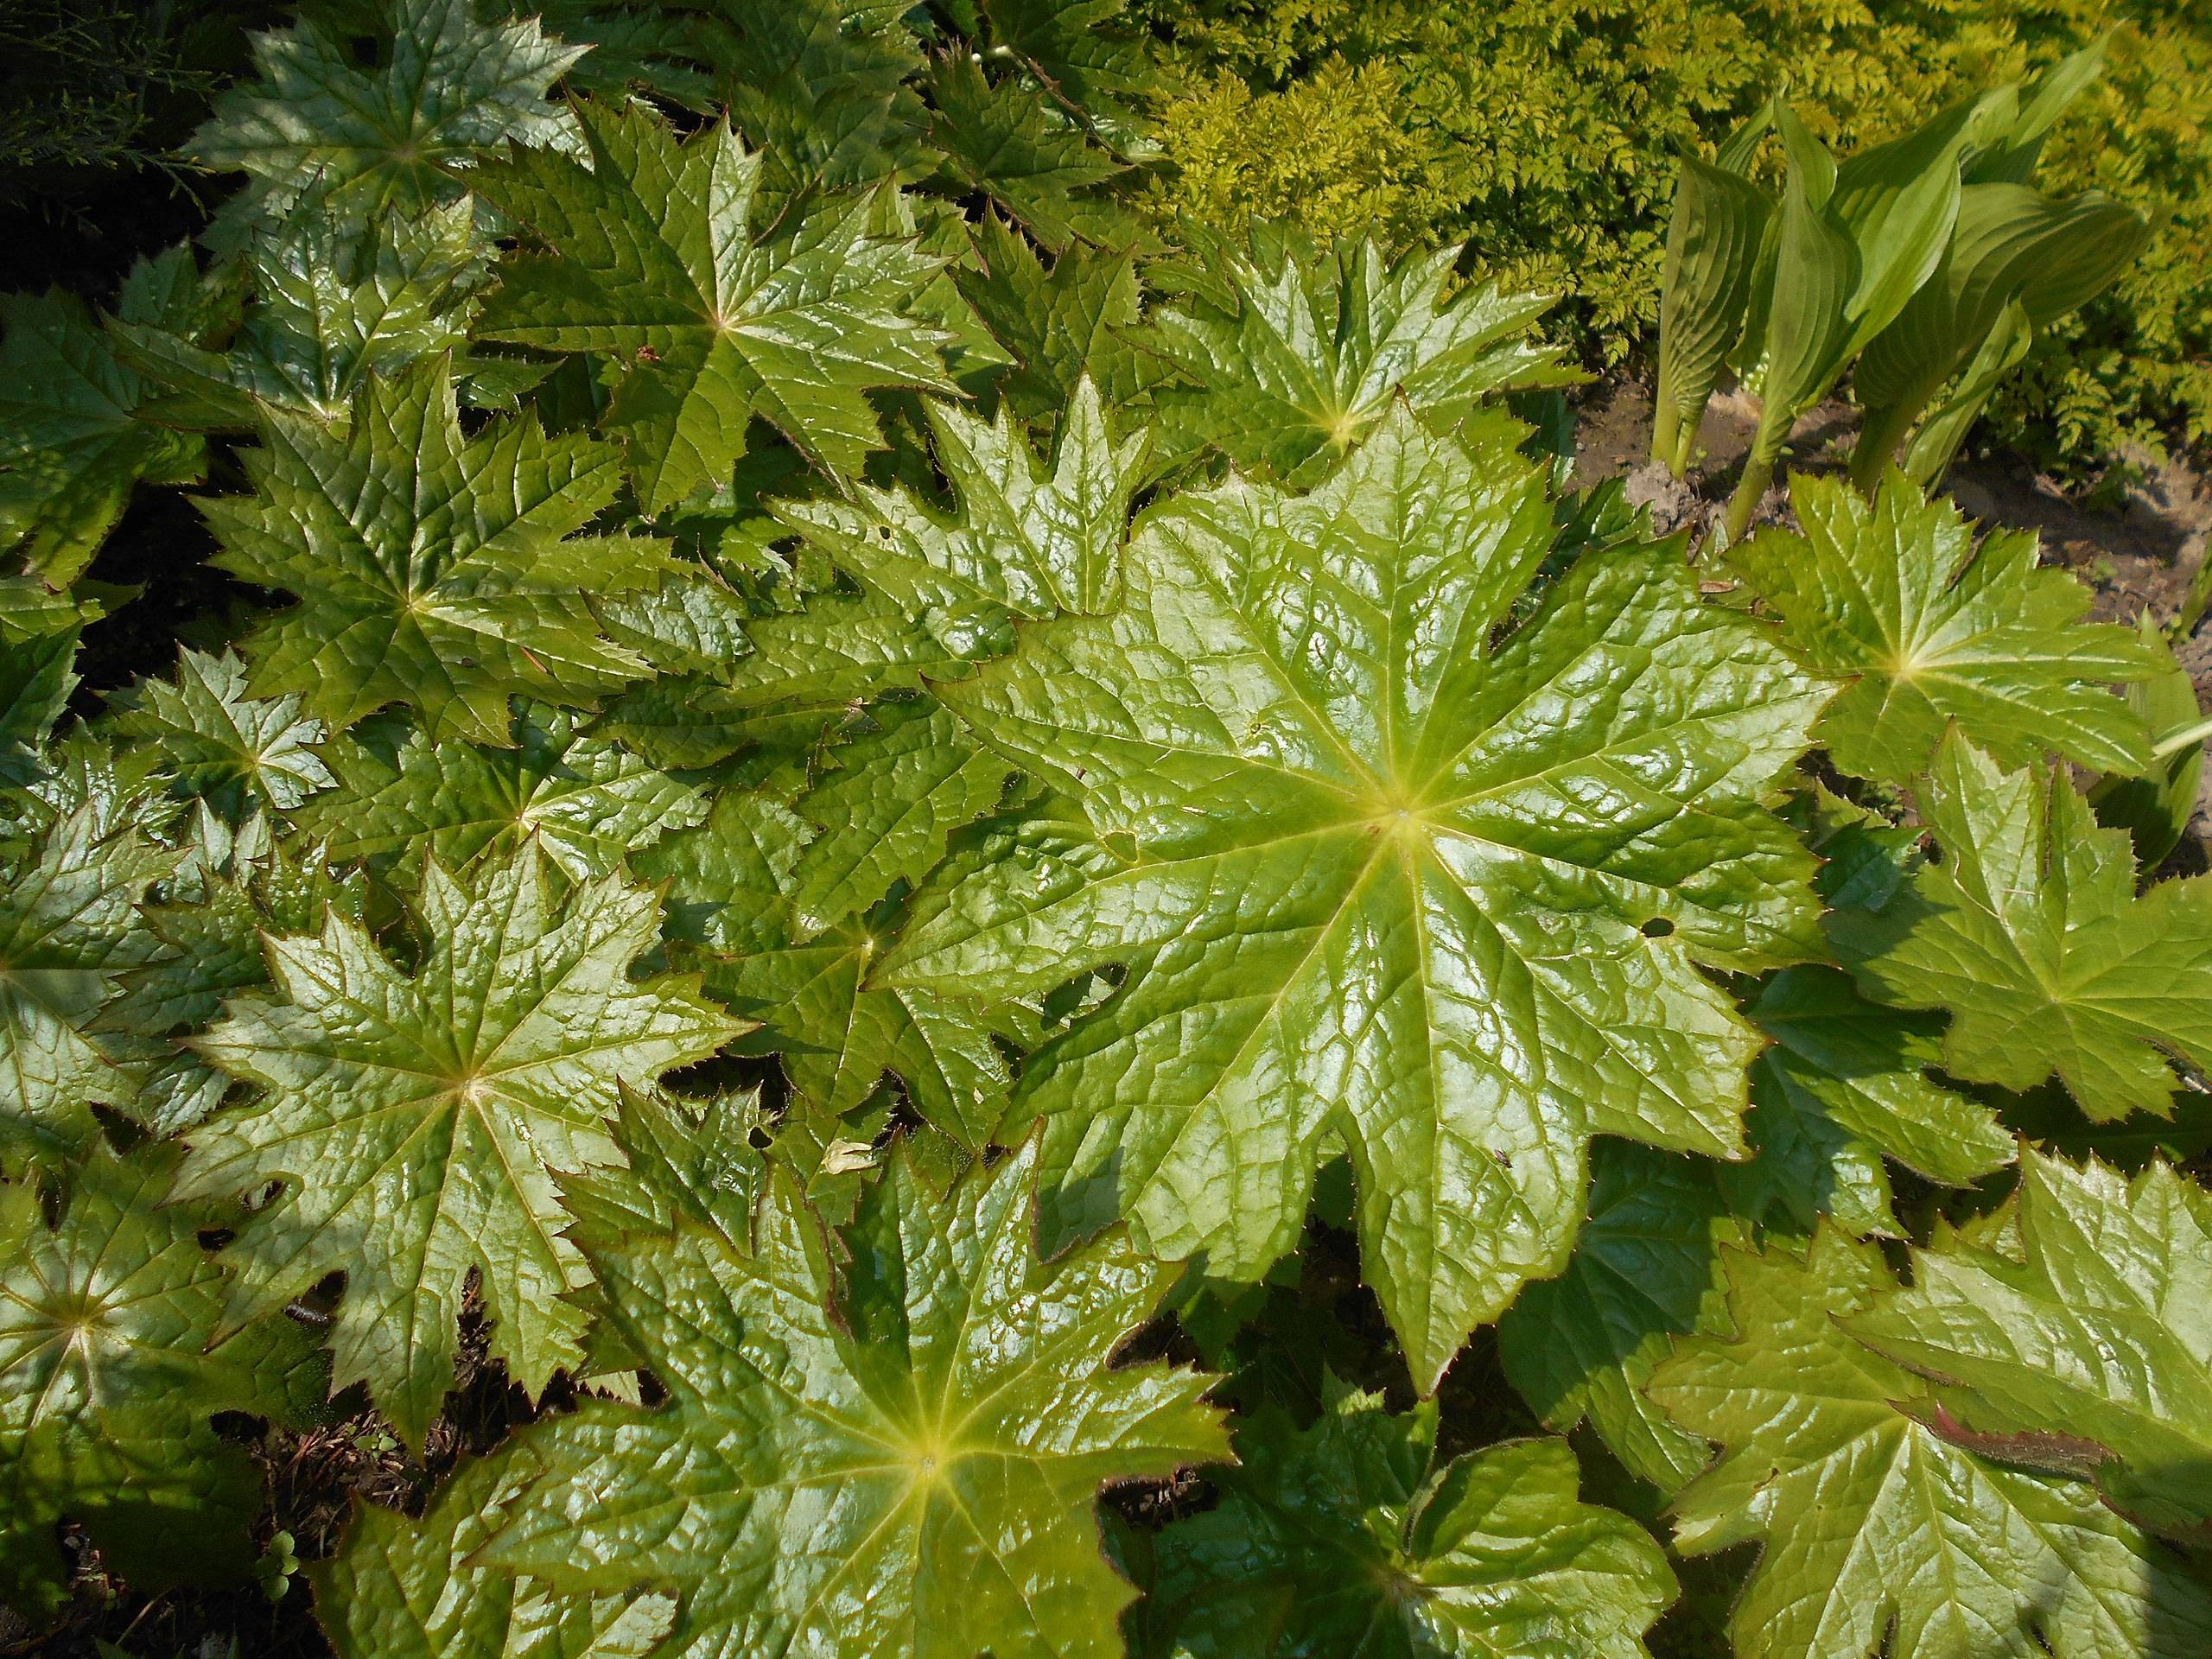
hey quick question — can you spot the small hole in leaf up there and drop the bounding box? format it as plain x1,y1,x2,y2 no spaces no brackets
1641,917,1675,938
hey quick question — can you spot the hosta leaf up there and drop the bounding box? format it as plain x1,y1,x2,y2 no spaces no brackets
467,1129,1228,1659
474,101,956,512
1849,1148,2212,1541
774,373,1147,641
1149,230,1570,484
205,362,666,745
1732,964,2013,1237
1834,733,2212,1122
111,646,335,823
1136,1378,1675,1658
925,54,1127,251
1729,473,2159,782
0,801,175,1176
315,1452,676,1659
888,407,1827,1386
0,287,206,586
1649,1228,2212,1659
186,0,586,224
300,702,703,883
953,214,1157,419
176,848,741,1448
1,1141,321,1622
1498,1145,1749,1491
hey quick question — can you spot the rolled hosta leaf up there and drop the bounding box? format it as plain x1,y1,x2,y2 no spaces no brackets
1652,154,1771,474
185,0,586,224
474,101,957,512
2,1141,322,1622
1649,1228,2212,1659
176,848,741,1448
1729,472,2161,782
457,1125,1228,1659
1834,732,2212,1122
1848,1148,2212,1541
1135,1378,1675,1658
887,405,1828,1388
203,363,669,745
1147,226,1570,484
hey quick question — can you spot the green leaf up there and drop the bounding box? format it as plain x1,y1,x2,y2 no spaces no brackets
1136,1379,1675,1658
1730,472,2159,782
2088,615,2205,868
774,373,1146,640
1649,1227,2212,1659
205,362,665,745
925,54,1127,251
465,1128,1228,1659
1652,155,1771,473
953,214,1158,419
299,702,703,883
0,800,175,1177
1,1141,321,1622
1734,964,2014,1238
1849,1147,2212,1541
185,0,587,224
1149,230,1569,485
474,101,957,511
314,1452,676,1659
1739,163,1856,487
0,289,206,586
696,0,929,193
887,407,1827,1386
0,580,99,781
1834,732,2212,1122
976,0,1166,140
176,848,741,1447
1498,1144,1747,1490
111,647,335,824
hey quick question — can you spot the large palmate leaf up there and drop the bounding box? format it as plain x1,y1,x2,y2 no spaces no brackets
1850,1149,2212,1541
0,283,207,586
315,1452,676,1659
1148,230,1570,484
694,0,930,191
186,0,585,224
459,1123,1227,1659
1834,733,2212,1122
1138,1378,1673,1659
1,1142,321,1622
954,214,1158,419
925,54,1127,251
0,580,98,781
176,849,739,1447
0,801,175,1177
474,101,956,512
204,363,667,745
1730,473,2159,783
1649,1228,2212,1659
1497,1144,1748,1490
300,702,702,883
887,408,1828,1387
111,646,335,825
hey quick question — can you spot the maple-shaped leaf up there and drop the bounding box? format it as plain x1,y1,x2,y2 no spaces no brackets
886,407,1828,1387
1649,1227,2212,1659
1,1141,322,1622
776,373,1146,640
0,579,99,780
175,848,741,1448
644,784,1014,1147
204,362,666,745
1136,1377,1675,1659
1729,473,2162,783
0,800,175,1177
474,101,956,512
315,1451,676,1659
925,54,1128,251
460,1127,1227,1659
1497,1145,1749,1490
111,646,335,825
185,0,585,225
300,702,703,884
1147,227,1571,485
1849,1148,2212,1541
953,214,1159,419
975,0,1166,141
0,283,207,586
1732,965,2014,1237
1834,732,2212,1122
112,196,491,427
696,0,930,191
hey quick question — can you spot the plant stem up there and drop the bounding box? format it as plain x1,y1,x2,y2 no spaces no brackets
1722,452,1776,543
1849,399,1917,494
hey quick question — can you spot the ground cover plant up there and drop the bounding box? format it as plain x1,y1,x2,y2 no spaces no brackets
3,2,2211,1656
